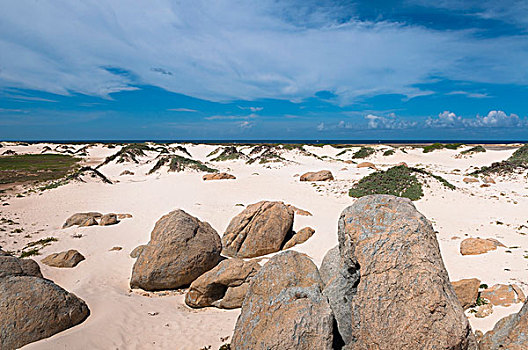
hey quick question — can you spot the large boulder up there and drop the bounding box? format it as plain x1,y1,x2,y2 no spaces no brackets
320,246,357,345
62,212,102,228
300,170,334,181
452,278,481,310
460,238,505,255
130,210,222,291
335,195,476,349
479,299,528,349
42,249,85,268
0,254,43,278
0,254,89,349
221,201,294,258
231,251,335,349
282,226,315,250
185,258,260,309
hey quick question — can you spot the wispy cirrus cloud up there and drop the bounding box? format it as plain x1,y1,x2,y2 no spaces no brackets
205,113,258,120
1,1,527,104
167,108,198,112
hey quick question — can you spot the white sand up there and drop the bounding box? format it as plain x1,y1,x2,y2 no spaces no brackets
0,142,526,349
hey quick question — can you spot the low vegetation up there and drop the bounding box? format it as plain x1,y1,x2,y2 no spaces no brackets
148,155,217,174
97,143,154,168
352,147,375,159
422,143,462,153
470,144,528,175
19,237,58,258
460,145,486,155
349,165,455,201
0,154,80,185
211,146,246,161
383,149,395,156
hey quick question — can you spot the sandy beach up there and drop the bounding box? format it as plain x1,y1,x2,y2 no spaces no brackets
1,142,527,349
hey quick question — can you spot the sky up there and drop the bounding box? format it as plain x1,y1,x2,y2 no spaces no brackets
1,0,528,141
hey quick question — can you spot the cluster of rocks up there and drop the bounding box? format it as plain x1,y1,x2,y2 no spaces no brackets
232,195,477,349
129,201,315,310
463,175,496,187
62,212,132,228
0,249,89,349
125,194,528,349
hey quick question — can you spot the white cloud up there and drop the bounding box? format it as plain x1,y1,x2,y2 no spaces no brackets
316,122,325,131
446,91,490,99
365,113,416,129
238,121,254,129
426,110,526,128
425,111,463,128
206,113,258,120
167,108,197,112
470,110,524,127
0,1,527,102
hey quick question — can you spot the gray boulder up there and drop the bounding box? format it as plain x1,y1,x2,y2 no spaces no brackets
336,195,476,349
130,209,222,291
231,250,335,350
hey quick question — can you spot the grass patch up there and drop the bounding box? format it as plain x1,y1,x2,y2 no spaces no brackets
0,154,80,185
352,147,375,159
148,155,217,174
25,237,58,249
211,147,246,161
97,143,153,168
20,248,41,258
460,145,486,155
423,143,462,153
349,165,455,201
383,149,395,156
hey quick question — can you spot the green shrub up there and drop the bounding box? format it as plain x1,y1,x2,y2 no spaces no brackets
460,145,486,155
383,149,395,156
423,143,462,153
352,147,375,159
349,165,455,201
349,166,424,200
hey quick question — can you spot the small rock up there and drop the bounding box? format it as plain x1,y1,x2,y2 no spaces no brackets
357,161,377,169
452,278,481,309
463,177,479,183
282,227,315,250
480,284,526,307
117,213,133,219
203,172,236,180
120,170,135,176
41,250,85,268
299,170,334,181
63,212,102,228
482,176,495,184
109,246,122,251
475,303,493,318
460,238,505,255
100,213,118,226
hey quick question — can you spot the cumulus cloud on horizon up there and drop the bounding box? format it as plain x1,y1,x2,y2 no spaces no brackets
1,0,528,105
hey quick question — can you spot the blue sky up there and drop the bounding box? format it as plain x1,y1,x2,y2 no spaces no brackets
1,0,527,140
